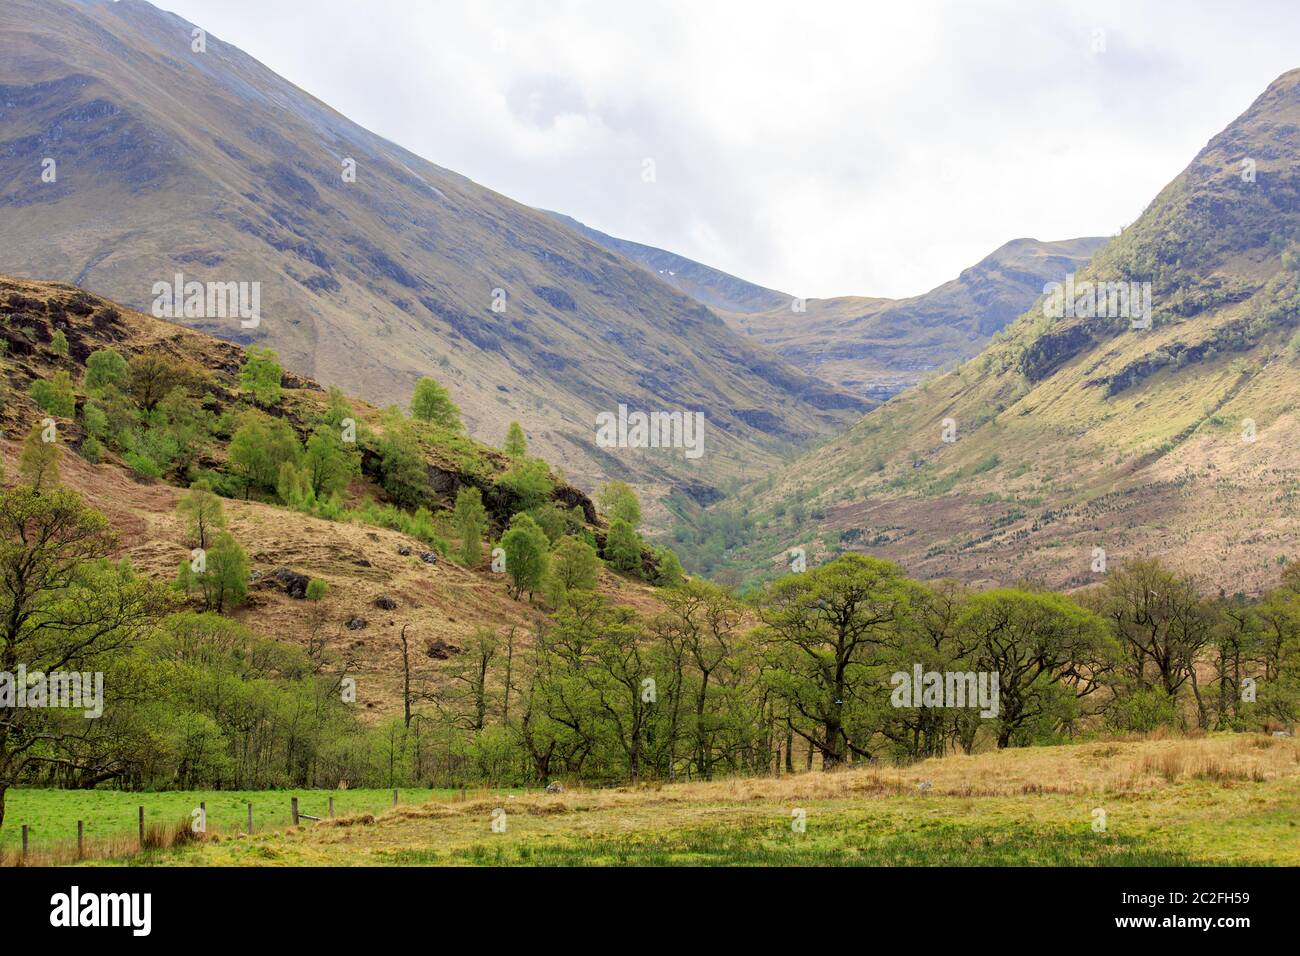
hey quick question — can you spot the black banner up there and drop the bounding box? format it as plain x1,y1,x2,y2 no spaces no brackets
0,866,1285,942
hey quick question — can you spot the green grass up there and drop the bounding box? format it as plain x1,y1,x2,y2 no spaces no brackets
0,787,442,853
379,821,1197,867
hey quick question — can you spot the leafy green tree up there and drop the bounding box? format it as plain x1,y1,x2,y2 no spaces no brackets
499,457,554,513
548,535,601,602
277,461,314,509
452,486,490,566
604,518,643,574
240,346,283,407
598,480,642,529
227,411,302,498
306,579,328,602
504,421,527,459
177,479,226,550
49,330,69,358
758,554,912,768
302,424,360,501
410,376,460,429
0,484,173,828
652,546,686,588
501,513,550,600
958,588,1114,748
127,353,192,411
19,423,62,491
84,349,128,392
177,531,249,614
376,416,426,507
29,371,75,417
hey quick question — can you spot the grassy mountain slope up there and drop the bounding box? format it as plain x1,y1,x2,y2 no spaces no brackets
693,69,1300,594
721,237,1108,401
0,0,867,515
0,275,665,717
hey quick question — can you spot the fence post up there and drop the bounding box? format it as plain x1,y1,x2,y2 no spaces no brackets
77,820,84,859
21,825,28,862
393,789,399,807
138,806,144,847
199,801,206,833
291,797,299,826
247,802,253,834
328,796,334,819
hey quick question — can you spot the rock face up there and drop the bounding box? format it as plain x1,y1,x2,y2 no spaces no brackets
345,617,367,631
418,551,439,565
373,595,398,610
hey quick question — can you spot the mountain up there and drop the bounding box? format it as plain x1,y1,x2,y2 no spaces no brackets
542,210,792,314
718,236,1108,401
547,213,1105,403
686,69,1300,594
0,0,868,525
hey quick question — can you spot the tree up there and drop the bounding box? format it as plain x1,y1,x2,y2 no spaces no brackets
499,458,554,513
302,425,360,501
84,349,128,393
239,346,283,407
227,411,302,498
177,531,249,614
504,421,527,459
19,423,62,491
0,485,173,829
1086,559,1211,707
127,353,191,411
652,547,685,588
604,518,643,574
452,486,490,567
29,371,75,418
410,377,460,429
376,417,426,507
958,588,1114,748
598,480,642,529
49,330,69,358
177,479,226,550
548,535,601,602
758,554,912,769
501,513,550,600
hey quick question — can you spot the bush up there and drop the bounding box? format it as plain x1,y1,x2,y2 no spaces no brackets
124,451,162,480
29,372,75,417
499,458,554,513
239,346,283,407
85,349,129,392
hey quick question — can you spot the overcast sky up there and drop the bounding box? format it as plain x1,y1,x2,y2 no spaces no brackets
151,0,1300,300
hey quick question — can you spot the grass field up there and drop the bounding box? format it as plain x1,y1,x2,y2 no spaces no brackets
8,733,1290,867
0,787,452,860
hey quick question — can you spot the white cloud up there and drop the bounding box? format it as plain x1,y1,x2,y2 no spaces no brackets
154,0,1300,298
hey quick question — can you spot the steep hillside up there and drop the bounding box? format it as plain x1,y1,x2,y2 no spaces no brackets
0,275,666,716
690,69,1300,594
0,0,867,515
721,237,1107,401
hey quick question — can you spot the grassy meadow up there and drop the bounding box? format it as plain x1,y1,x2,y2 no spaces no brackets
0,787,452,863
5,733,1292,867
